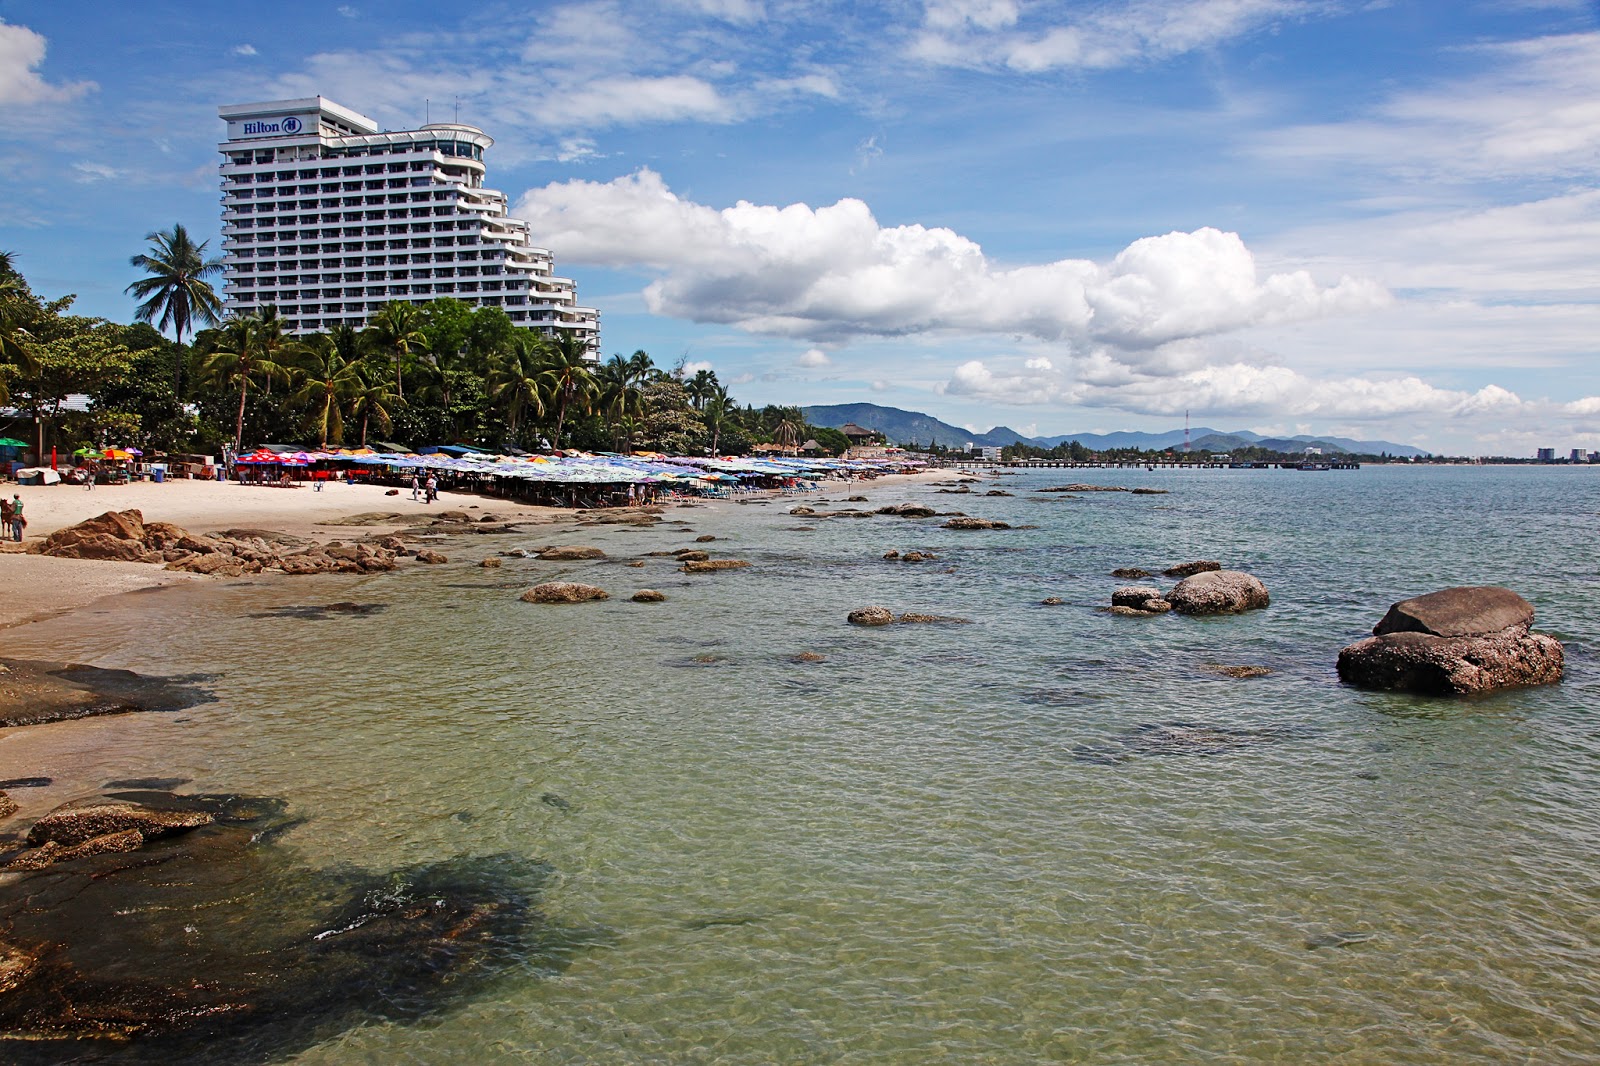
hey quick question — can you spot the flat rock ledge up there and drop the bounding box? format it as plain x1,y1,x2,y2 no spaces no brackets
1337,586,1563,695
537,545,606,560
520,582,609,604
1168,571,1269,615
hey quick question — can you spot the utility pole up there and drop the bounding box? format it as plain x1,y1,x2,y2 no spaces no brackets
1184,409,1191,454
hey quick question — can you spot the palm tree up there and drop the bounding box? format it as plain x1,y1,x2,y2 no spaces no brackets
596,354,643,451
290,330,365,448
627,349,656,385
485,332,548,442
347,367,400,447
536,329,597,452
773,416,802,455
200,311,294,451
125,225,223,391
686,368,719,410
702,384,731,455
364,301,426,400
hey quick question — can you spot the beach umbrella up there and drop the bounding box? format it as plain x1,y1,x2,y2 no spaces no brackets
72,447,104,458
0,437,27,448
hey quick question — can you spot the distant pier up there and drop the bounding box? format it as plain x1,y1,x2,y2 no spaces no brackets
942,459,1361,471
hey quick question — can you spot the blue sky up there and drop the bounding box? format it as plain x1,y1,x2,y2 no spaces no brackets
2,0,1597,453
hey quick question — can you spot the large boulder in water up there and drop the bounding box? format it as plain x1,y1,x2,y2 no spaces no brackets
1338,586,1563,695
1168,570,1269,615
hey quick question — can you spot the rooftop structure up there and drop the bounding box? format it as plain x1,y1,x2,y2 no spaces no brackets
217,97,597,351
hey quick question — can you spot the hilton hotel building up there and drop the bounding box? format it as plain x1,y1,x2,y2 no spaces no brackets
217,97,598,350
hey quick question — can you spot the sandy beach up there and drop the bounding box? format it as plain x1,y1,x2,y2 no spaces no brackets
0,478,563,628
0,470,951,629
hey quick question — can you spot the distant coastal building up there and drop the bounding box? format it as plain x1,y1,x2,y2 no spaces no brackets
216,97,598,350
1571,449,1589,464
1536,448,1555,462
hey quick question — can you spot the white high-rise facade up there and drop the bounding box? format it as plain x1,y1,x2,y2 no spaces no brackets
217,97,598,350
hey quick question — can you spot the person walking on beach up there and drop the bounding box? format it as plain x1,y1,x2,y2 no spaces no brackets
411,473,421,501
10,495,24,542
425,474,438,504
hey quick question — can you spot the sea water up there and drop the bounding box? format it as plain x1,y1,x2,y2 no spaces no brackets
5,464,1598,1063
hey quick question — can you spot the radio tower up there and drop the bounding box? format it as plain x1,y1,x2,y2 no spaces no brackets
1184,409,1190,454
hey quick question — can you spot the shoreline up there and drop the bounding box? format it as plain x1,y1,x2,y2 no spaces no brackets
0,466,954,630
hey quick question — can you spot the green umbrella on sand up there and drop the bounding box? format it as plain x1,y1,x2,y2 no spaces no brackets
72,447,105,458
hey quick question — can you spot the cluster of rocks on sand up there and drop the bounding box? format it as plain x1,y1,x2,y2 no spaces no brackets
1337,586,1564,695
33,509,407,577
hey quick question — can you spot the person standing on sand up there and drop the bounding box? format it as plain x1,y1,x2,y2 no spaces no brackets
411,473,421,501
425,474,438,503
10,495,23,542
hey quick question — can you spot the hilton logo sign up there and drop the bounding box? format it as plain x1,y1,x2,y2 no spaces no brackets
241,116,304,136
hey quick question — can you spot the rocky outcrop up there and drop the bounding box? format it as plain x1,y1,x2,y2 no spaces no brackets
1168,571,1269,615
1337,587,1563,695
520,582,609,604
894,613,972,624
630,589,666,603
1164,560,1222,578
1131,488,1169,495
1112,586,1164,609
1111,567,1152,579
848,606,894,627
943,516,1010,530
480,557,502,568
681,559,750,572
414,549,448,564
27,798,213,849
537,545,606,560
36,509,405,577
0,790,16,819
876,503,937,518
1040,484,1129,493
1371,585,1534,638
674,550,711,562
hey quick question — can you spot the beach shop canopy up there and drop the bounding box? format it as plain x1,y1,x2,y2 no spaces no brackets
0,438,29,448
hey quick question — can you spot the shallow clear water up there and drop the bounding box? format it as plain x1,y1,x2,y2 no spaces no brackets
7,464,1600,1063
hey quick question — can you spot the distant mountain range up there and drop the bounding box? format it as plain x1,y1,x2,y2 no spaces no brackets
801,403,1430,458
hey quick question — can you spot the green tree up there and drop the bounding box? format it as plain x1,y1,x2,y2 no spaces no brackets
364,301,426,400
701,384,732,455
124,224,223,391
486,332,548,443
290,328,365,447
347,366,400,448
536,329,597,451
201,312,295,451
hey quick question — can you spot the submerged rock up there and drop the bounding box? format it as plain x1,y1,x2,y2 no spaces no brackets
847,606,894,627
520,582,609,604
0,659,214,730
1111,567,1152,579
1337,587,1563,695
630,589,666,603
1164,559,1222,578
943,516,1010,530
0,789,559,1064
680,559,750,572
1168,570,1269,615
537,545,606,561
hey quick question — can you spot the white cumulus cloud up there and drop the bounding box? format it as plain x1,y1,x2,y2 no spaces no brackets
797,348,832,367
0,20,94,106
515,168,1386,348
